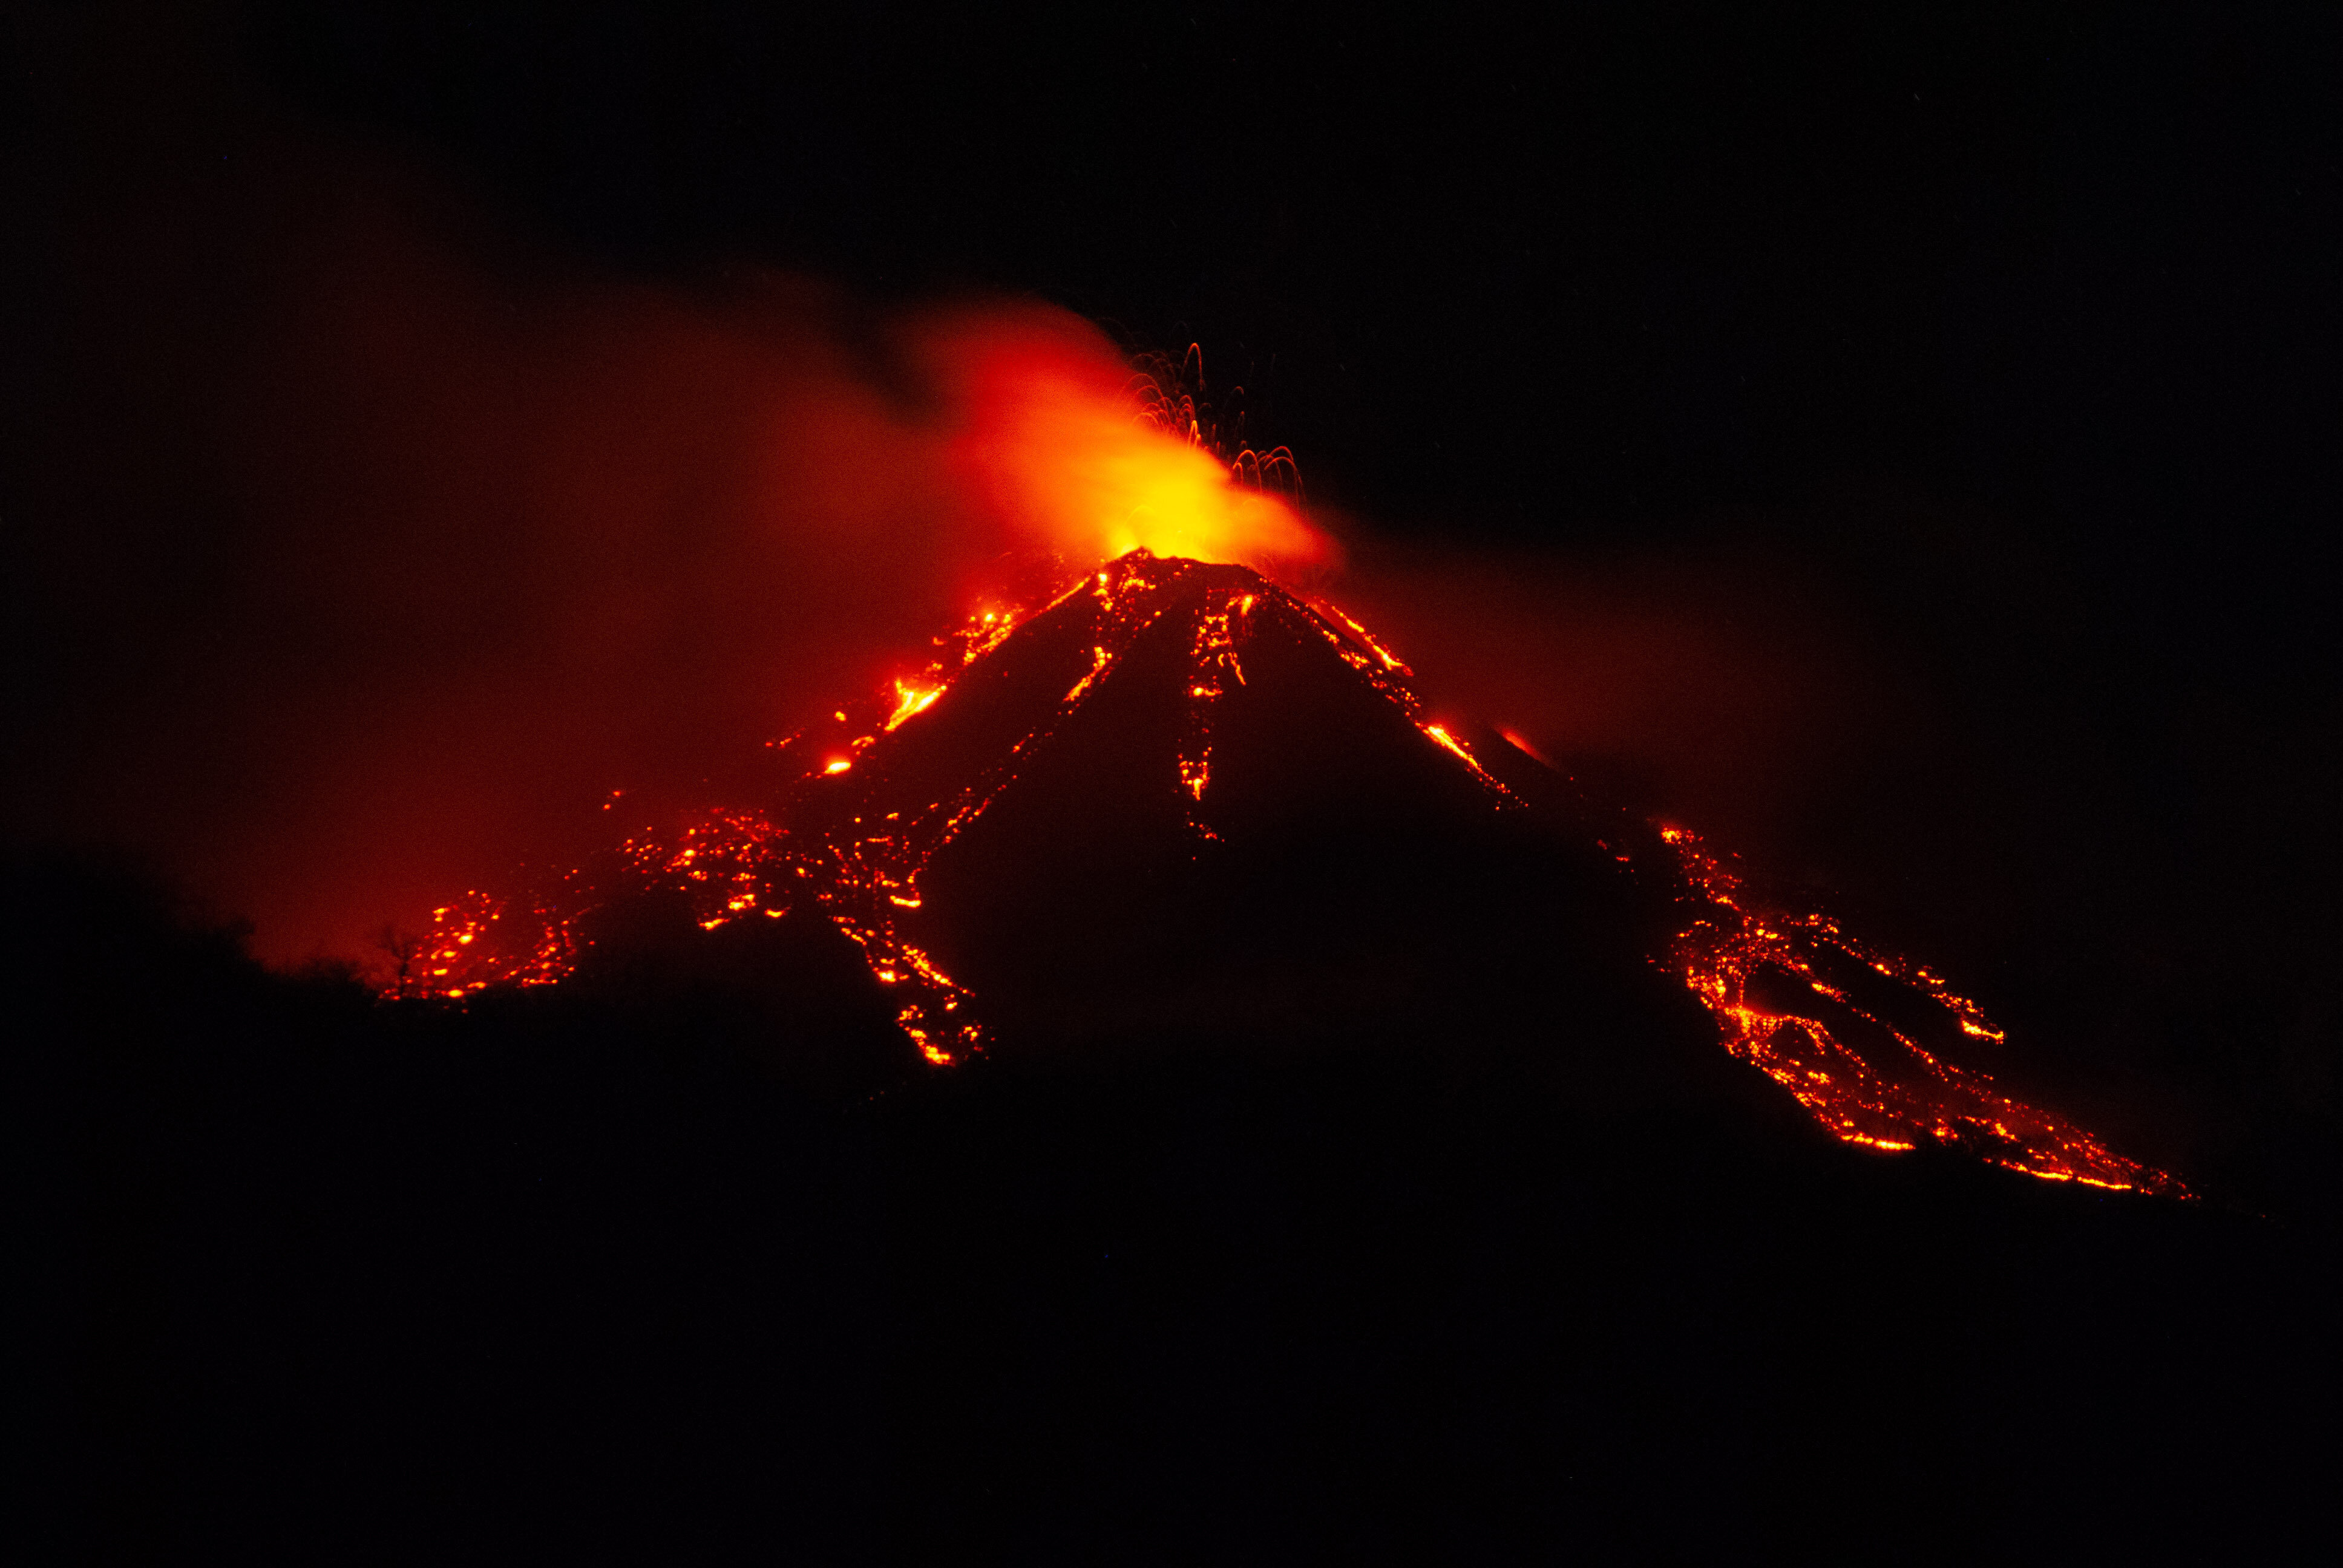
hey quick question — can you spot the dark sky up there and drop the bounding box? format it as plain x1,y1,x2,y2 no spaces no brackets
241,4,2338,558
5,2,2338,1187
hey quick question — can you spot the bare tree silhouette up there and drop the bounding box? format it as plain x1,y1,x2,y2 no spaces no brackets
375,923,422,998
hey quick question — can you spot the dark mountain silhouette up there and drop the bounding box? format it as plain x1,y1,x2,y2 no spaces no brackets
436,550,2181,1192
14,556,2332,1561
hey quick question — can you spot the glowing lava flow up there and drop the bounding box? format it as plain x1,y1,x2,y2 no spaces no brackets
1176,587,1255,820
389,546,2184,1198
399,887,577,999
1660,826,2186,1194
393,554,1510,1048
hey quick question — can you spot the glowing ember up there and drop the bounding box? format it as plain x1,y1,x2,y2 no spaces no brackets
619,806,791,930
1175,587,1253,823
1418,723,1507,790
394,888,575,1000
1498,729,1555,768
885,679,945,731
1323,604,1412,675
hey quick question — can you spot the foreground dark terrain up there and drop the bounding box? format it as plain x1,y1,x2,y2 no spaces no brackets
16,853,2333,1563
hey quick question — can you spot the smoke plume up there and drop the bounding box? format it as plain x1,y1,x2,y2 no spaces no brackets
4,46,1864,971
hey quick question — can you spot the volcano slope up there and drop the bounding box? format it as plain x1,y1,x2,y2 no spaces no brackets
18,555,2335,1562
768,553,1733,1098
447,549,2183,1188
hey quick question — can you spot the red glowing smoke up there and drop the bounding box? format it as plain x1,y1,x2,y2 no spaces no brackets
7,80,1876,973
1329,543,1892,858
929,316,1330,576
6,140,1352,965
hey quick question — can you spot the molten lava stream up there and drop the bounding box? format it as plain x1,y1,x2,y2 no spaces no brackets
388,555,2184,1198
1661,828,2186,1195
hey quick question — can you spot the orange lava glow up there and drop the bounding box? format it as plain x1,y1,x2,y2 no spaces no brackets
1660,826,2186,1195
387,534,2185,1199
1498,729,1554,768
885,678,945,731
397,889,576,1001
954,343,1332,578
1418,722,1508,791
390,555,1493,1056
1176,587,1253,815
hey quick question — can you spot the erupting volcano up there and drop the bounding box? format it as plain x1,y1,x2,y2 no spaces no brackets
399,522,2183,1196
36,20,2341,1561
